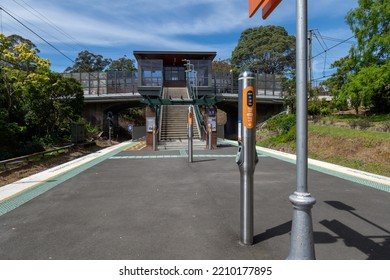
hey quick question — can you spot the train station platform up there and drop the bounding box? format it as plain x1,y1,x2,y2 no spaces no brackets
0,140,389,260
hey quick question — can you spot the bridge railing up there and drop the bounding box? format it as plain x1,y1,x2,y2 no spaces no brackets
211,72,283,98
63,71,139,95
63,70,283,98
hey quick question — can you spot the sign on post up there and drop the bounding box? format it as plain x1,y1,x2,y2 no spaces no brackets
249,0,282,19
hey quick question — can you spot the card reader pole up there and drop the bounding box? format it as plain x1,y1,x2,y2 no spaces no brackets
236,70,258,246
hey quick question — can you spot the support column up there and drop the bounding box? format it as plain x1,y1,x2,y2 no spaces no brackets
145,106,156,149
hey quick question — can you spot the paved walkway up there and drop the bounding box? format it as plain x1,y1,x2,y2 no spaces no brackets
0,140,389,260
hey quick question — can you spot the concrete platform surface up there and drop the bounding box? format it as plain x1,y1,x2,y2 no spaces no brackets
0,141,389,260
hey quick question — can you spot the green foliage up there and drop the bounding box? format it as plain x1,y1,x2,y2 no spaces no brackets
65,50,111,72
24,72,84,138
264,113,296,135
0,33,85,158
308,100,321,116
281,71,296,114
231,25,295,74
108,56,137,71
346,0,390,66
119,107,145,126
0,109,25,146
325,0,390,113
348,118,371,129
84,121,100,138
212,59,231,72
340,61,390,113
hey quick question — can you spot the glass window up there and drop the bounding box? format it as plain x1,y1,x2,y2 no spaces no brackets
139,59,163,86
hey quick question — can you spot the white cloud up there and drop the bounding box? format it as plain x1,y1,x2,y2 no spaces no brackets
1,0,359,72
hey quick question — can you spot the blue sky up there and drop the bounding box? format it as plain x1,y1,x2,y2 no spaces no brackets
1,0,358,82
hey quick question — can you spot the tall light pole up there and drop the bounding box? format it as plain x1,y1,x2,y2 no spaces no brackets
287,0,316,260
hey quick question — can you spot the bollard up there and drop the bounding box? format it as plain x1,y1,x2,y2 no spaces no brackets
208,124,212,150
236,70,258,245
152,126,157,151
107,111,113,145
188,106,193,163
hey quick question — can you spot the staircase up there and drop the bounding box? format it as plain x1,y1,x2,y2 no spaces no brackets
159,87,200,141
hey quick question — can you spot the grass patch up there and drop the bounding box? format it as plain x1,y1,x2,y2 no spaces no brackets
308,124,389,140
308,125,389,176
257,121,390,177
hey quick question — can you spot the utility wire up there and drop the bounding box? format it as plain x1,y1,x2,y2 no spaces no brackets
320,35,355,44
312,35,355,60
9,1,80,53
14,0,85,50
316,30,329,50
0,6,74,63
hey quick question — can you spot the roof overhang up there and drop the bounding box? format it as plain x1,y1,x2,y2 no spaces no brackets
133,51,217,65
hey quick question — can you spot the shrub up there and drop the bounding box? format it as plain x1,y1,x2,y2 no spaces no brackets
308,100,321,116
381,121,390,132
348,118,371,130
264,114,296,135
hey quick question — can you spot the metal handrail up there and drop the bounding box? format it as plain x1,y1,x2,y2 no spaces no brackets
0,144,74,167
186,84,205,138
157,86,165,141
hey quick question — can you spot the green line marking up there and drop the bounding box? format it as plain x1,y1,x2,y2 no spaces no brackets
223,139,390,193
109,154,242,159
0,142,136,217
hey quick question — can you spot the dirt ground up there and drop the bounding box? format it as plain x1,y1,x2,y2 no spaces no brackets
0,142,111,188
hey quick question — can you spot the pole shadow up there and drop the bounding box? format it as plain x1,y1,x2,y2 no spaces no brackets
192,159,216,163
253,221,292,244
320,219,390,259
322,200,390,259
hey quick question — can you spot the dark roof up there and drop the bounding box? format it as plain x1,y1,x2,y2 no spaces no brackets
133,51,217,65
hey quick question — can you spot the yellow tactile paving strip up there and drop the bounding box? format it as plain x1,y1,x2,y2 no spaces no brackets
124,141,146,151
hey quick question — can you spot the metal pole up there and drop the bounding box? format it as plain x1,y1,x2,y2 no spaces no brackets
188,106,193,163
287,0,316,260
236,70,257,246
308,29,313,89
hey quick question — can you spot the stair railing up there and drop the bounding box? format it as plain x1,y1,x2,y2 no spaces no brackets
158,86,165,141
186,84,205,140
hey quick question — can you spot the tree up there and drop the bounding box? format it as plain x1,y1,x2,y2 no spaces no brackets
25,72,84,138
346,0,389,67
231,25,295,74
212,59,231,72
108,56,136,71
0,33,50,119
7,34,39,53
341,61,390,114
281,71,296,114
65,50,111,72
0,33,85,154
326,0,390,113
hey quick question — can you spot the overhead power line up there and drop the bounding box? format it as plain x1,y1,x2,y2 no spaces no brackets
13,0,85,50
0,6,74,63
312,35,355,60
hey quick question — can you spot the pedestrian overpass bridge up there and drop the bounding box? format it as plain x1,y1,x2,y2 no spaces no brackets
63,51,284,142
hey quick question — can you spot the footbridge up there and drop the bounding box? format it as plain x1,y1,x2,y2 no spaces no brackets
63,51,284,143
